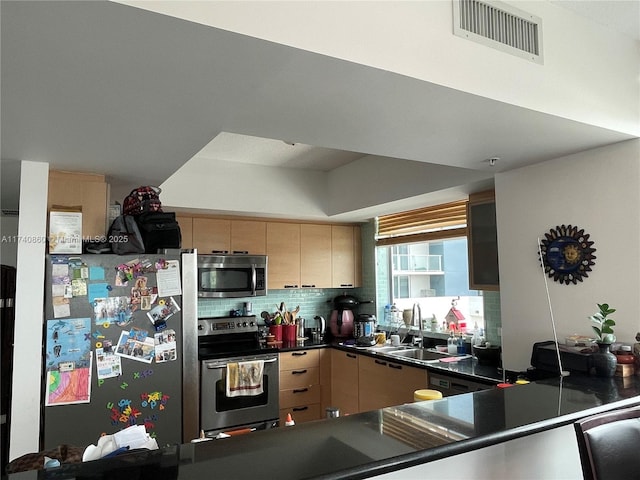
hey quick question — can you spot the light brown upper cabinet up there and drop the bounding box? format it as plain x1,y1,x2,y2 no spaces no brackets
175,215,193,249
467,190,499,291
48,170,108,238
192,218,231,254
331,225,361,288
266,222,300,289
300,224,332,289
230,220,266,255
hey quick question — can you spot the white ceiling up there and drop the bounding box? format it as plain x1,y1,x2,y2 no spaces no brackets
195,132,365,171
550,0,639,41
1,1,638,220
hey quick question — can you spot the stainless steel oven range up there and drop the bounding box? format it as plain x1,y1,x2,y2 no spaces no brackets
198,316,279,437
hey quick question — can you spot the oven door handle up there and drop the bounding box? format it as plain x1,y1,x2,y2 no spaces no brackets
204,357,278,369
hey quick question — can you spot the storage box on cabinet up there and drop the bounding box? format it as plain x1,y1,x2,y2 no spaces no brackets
279,349,322,424
48,170,108,238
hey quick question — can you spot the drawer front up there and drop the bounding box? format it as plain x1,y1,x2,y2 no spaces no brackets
279,384,321,409
279,349,320,370
279,403,321,425
280,366,320,390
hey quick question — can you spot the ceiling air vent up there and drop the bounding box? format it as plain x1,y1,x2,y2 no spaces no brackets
453,0,543,64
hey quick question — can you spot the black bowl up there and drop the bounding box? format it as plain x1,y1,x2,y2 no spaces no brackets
472,345,502,366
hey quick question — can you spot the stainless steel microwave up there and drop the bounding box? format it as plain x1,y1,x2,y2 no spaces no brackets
197,255,267,298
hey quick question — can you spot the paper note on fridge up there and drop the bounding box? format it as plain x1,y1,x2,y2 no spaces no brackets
156,260,181,297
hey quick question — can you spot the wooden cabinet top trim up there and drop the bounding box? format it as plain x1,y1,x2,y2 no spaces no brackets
168,211,363,227
49,170,106,183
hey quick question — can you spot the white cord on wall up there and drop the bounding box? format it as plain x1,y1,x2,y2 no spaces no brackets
537,237,570,377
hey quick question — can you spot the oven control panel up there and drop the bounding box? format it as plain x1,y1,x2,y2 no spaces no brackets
198,316,258,336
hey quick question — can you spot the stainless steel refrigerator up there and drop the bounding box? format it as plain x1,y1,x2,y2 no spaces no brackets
41,252,198,450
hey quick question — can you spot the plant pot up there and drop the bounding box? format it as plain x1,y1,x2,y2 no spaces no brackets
592,342,617,377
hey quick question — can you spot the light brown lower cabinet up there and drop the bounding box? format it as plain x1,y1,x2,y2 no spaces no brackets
279,349,323,425
330,349,359,416
358,355,428,412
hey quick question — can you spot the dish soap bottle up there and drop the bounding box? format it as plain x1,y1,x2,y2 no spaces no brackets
447,330,458,355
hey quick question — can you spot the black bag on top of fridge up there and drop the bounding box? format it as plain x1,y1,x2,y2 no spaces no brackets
135,211,181,254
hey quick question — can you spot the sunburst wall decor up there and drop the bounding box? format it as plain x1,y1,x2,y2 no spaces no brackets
538,225,596,285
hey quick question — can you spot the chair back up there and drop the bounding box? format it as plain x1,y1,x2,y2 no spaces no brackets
574,404,640,480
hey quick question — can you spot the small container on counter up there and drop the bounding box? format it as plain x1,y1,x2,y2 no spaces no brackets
326,407,340,418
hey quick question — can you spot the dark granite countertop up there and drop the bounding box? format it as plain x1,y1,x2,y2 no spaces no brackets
18,373,640,480
331,342,504,384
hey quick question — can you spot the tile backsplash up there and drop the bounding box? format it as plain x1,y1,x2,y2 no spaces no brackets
198,287,367,328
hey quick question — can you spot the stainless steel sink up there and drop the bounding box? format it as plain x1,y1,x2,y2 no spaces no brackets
366,345,415,353
387,348,450,361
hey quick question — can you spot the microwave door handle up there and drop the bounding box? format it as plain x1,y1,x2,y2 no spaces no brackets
251,266,257,296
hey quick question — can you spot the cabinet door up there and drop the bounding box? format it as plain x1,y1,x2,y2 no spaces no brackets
319,348,332,415
300,224,332,289
231,220,266,255
279,367,320,391
175,215,193,249
353,226,362,288
386,360,428,406
280,349,320,370
467,190,499,291
266,222,300,289
330,350,359,415
358,355,390,412
331,225,356,288
192,218,231,254
358,356,428,411
279,403,321,426
48,171,108,237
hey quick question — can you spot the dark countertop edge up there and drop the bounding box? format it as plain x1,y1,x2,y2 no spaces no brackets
307,395,640,480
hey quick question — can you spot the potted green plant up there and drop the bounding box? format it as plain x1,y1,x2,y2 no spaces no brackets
589,303,616,344
588,303,617,377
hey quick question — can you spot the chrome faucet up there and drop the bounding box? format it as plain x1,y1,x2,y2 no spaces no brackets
412,303,423,348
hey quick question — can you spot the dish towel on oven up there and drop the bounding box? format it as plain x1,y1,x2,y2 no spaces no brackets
226,360,265,397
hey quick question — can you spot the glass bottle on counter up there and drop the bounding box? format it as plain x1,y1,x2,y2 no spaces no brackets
447,331,458,354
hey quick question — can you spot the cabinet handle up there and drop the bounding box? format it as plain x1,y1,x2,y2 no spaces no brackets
346,353,357,359
232,250,249,255
301,284,315,288
374,359,387,366
388,363,402,370
292,351,307,356
291,369,308,375
284,285,299,288
292,406,309,412
293,388,309,393
339,284,353,287
211,250,229,254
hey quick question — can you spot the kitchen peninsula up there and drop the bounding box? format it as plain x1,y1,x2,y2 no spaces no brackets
9,371,640,479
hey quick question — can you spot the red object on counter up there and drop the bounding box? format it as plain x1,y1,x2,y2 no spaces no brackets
497,383,514,388
269,325,282,341
282,324,297,342
615,354,635,364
